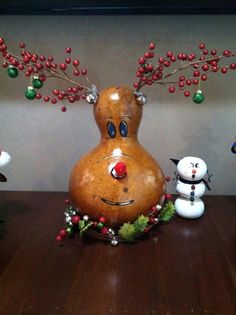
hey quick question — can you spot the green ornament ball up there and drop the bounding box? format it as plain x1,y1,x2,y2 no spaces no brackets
25,88,36,100
193,91,204,104
33,78,43,89
7,67,18,78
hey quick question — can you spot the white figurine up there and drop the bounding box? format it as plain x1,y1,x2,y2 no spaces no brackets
0,149,11,182
171,156,210,219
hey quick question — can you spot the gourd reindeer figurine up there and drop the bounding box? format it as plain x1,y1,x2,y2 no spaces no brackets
0,38,235,243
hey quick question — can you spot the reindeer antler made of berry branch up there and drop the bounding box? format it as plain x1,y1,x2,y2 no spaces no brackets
0,37,97,112
133,42,235,104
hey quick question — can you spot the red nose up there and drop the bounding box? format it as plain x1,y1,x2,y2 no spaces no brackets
112,162,127,179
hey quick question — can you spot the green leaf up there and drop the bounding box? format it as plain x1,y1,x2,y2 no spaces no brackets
133,215,149,232
159,201,175,222
118,223,137,242
79,221,93,236
79,220,85,230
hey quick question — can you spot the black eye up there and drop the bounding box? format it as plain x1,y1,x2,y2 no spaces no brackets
107,121,116,138
119,121,128,137
195,163,199,168
190,163,194,167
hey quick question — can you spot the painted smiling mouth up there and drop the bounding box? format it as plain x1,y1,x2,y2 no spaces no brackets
100,197,134,206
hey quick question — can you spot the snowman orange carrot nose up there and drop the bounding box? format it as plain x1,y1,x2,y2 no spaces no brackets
111,162,127,179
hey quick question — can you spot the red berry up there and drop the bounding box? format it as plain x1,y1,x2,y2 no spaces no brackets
199,43,205,49
44,96,50,102
133,82,139,89
186,79,192,86
2,62,8,68
179,75,185,81
149,51,154,58
59,229,67,238
230,63,236,70
177,53,183,60
170,55,176,62
0,38,4,44
168,86,175,93
60,63,67,70
39,75,46,82
159,57,164,64
149,42,155,50
221,67,228,74
99,216,106,223
68,96,75,103
192,79,199,85
58,93,64,100
61,106,67,112
74,69,80,76
212,66,218,72
144,52,150,59
211,49,217,56
56,235,62,241
36,93,42,99
202,64,209,71
193,70,200,77
166,51,173,58
223,50,231,56
149,217,155,224
101,227,108,235
147,79,153,85
73,59,80,66
65,57,71,64
146,64,153,71
51,98,57,104
187,55,194,61
165,193,172,200
65,47,72,53
165,176,171,182
141,76,147,82
201,74,207,81
53,89,59,95
211,60,218,66
19,42,25,49
71,215,81,224
81,68,87,75
184,91,190,97
65,199,70,204
138,57,145,65
182,53,187,60
163,60,170,67
178,81,185,88
203,49,208,55
39,55,46,61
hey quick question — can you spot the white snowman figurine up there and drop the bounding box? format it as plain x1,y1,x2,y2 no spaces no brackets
171,156,210,219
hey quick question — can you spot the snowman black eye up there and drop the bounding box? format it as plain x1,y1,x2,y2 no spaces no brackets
195,163,199,168
107,122,116,138
190,163,194,167
119,120,128,137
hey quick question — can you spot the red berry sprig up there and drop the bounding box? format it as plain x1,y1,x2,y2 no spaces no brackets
0,37,93,111
134,41,235,100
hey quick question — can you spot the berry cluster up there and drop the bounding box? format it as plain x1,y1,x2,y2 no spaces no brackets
0,37,91,112
134,41,235,103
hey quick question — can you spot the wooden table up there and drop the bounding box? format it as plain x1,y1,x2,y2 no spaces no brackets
0,192,235,315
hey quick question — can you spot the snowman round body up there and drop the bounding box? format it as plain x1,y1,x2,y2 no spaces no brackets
173,156,208,219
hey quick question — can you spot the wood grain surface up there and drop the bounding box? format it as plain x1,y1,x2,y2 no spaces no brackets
0,192,235,315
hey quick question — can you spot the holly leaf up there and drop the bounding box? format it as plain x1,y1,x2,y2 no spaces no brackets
133,215,149,232
118,223,137,242
79,221,93,236
159,201,175,222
